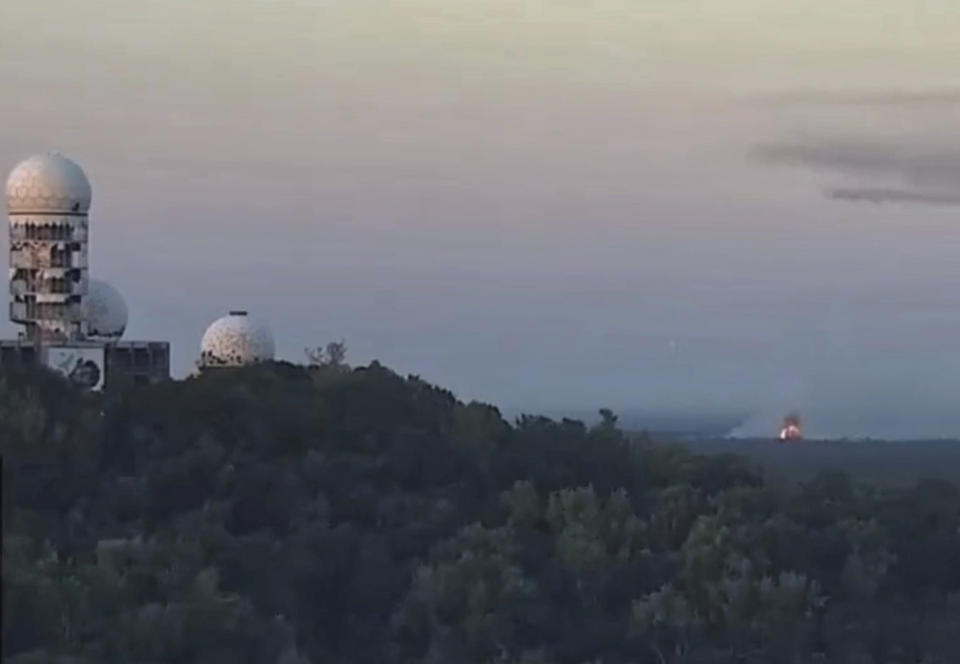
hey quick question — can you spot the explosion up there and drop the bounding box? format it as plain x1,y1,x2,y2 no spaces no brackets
779,413,803,441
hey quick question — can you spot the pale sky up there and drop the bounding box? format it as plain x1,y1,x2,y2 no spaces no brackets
2,1,960,437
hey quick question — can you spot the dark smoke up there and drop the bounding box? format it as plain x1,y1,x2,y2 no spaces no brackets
752,138,960,186
758,88,960,107
752,134,960,206
826,187,960,207
782,412,801,428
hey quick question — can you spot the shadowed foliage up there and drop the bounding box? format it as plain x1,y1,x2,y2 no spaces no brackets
4,361,960,663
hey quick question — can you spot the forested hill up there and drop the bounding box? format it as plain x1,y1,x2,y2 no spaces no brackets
4,361,960,664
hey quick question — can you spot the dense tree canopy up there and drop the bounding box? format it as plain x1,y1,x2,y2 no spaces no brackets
4,360,960,663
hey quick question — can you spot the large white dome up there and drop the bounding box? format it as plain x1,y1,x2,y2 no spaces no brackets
86,279,128,340
5,152,92,215
199,311,275,368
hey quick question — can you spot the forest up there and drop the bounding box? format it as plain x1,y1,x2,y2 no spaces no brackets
4,354,960,664
679,438,960,488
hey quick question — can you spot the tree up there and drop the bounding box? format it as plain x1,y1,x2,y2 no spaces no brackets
5,359,960,662
305,340,349,372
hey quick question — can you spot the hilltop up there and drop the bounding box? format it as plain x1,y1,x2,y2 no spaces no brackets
4,361,960,663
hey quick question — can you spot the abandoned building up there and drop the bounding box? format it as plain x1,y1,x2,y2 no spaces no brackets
2,152,170,389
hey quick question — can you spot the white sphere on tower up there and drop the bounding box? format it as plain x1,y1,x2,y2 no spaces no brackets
6,152,93,342
86,279,128,340
5,152,92,214
199,311,275,368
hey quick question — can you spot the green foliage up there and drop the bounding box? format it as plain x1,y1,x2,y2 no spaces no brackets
4,361,960,662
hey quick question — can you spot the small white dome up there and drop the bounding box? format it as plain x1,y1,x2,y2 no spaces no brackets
199,311,275,368
5,152,92,215
87,279,128,339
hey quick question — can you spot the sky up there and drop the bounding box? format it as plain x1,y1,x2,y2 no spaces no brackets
2,1,960,437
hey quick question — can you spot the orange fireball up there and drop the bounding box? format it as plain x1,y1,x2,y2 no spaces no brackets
779,413,803,441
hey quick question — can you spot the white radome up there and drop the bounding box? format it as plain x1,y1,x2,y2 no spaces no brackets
86,279,128,339
199,311,275,367
5,152,92,214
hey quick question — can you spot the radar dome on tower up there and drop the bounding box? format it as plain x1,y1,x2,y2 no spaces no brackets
199,310,275,368
5,152,92,214
86,279,128,340
1,150,172,389
6,152,92,342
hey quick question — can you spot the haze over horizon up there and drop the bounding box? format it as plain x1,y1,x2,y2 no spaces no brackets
3,1,960,438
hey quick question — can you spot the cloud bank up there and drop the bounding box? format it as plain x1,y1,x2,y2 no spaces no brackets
826,187,960,207
752,132,960,207
759,88,960,107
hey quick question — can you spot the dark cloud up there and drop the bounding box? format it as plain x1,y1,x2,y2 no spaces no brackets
752,133,960,205
826,187,960,207
752,136,960,185
758,89,960,107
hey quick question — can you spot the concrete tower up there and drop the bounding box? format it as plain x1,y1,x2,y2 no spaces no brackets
5,153,92,343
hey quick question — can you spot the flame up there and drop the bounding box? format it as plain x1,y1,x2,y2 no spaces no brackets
779,413,803,441
779,424,802,440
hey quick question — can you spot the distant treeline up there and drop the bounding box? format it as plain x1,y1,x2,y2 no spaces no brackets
4,361,960,663
677,437,960,487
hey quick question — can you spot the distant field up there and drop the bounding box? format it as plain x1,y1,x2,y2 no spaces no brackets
652,437,960,487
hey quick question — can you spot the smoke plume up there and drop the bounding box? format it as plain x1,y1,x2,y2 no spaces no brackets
826,187,960,207
752,133,960,207
752,137,960,185
758,88,960,107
